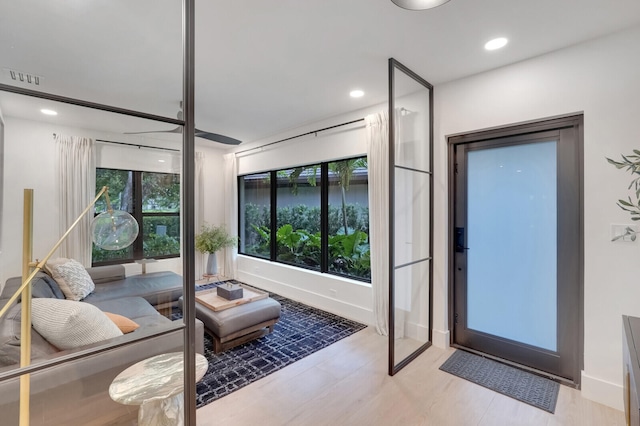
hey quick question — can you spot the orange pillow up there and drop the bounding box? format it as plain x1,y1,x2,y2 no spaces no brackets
103,312,140,334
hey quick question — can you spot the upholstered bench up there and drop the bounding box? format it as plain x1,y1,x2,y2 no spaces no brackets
179,296,281,353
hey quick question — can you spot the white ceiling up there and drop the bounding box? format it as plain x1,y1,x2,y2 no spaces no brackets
1,0,640,147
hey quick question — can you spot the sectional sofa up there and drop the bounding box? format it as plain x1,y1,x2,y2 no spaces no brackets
0,263,204,426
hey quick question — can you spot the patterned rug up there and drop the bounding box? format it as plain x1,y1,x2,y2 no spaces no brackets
439,350,560,413
173,280,367,408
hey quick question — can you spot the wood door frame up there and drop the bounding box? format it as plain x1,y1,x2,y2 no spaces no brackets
446,113,584,385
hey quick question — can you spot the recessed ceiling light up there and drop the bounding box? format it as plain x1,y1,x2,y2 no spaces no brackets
40,108,57,116
350,90,364,98
484,37,508,51
158,159,166,163
390,0,451,10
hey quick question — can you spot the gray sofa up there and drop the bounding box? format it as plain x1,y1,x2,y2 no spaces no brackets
0,264,204,426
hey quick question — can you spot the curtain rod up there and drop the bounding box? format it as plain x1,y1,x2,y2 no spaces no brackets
235,117,365,156
52,133,181,153
96,139,180,152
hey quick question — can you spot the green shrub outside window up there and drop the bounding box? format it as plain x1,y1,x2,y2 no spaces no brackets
239,156,370,281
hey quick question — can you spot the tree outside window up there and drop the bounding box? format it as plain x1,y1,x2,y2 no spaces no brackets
93,168,180,265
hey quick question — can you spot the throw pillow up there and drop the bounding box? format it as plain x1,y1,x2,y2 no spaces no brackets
45,258,95,301
31,299,123,350
104,312,140,334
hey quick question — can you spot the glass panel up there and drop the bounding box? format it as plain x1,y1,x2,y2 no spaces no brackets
239,172,271,259
0,1,183,118
276,166,321,269
393,260,430,362
390,61,432,374
393,71,431,173
394,167,430,267
143,215,180,257
0,331,187,425
142,172,180,212
328,157,370,280
467,141,558,351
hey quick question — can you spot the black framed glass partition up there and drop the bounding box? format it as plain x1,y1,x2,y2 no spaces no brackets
388,58,434,375
0,0,198,424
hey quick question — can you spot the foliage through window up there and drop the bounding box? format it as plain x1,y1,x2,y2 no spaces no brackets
239,156,370,281
93,168,180,265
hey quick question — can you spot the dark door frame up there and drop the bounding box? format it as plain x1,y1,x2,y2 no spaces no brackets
447,113,584,385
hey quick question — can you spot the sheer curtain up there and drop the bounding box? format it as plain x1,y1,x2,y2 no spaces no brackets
366,112,390,336
223,153,238,279
55,135,95,266
194,152,205,279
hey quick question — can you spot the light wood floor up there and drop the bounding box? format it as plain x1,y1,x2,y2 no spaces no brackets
196,327,624,426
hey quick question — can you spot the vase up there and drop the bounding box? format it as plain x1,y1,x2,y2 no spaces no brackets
206,252,218,275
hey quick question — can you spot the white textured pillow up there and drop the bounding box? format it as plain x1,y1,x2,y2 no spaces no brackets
31,299,123,350
45,258,95,301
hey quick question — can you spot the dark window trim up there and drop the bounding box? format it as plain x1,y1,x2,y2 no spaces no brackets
238,155,371,283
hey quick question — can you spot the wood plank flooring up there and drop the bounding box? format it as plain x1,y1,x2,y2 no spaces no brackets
196,327,624,426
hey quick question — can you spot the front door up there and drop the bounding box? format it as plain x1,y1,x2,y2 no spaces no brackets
450,116,583,383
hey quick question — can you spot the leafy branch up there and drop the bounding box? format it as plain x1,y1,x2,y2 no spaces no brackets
607,150,640,221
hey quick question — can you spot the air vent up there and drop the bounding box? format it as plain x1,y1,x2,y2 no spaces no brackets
3,68,43,86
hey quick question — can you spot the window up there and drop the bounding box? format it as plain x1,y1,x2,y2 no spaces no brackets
239,156,370,281
93,168,180,265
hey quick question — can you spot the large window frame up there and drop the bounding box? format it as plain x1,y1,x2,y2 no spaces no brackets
92,167,181,266
238,155,371,283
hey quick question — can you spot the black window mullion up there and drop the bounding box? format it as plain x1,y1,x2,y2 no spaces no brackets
320,162,329,272
270,170,277,261
133,171,144,259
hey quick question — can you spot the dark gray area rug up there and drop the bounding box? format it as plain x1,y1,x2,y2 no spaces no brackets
439,350,560,413
173,280,366,408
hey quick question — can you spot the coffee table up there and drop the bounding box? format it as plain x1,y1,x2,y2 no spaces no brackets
183,284,282,353
109,352,208,426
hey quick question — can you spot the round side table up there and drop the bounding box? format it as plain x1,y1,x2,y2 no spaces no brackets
109,352,208,426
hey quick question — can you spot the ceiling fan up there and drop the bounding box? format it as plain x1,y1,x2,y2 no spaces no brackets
125,105,242,145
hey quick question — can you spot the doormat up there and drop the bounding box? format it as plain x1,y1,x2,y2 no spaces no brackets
439,350,560,413
173,280,367,408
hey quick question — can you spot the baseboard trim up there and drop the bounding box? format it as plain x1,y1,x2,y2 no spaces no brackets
237,270,373,326
581,371,624,411
432,329,450,349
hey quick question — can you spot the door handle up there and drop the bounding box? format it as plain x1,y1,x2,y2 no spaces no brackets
455,227,470,253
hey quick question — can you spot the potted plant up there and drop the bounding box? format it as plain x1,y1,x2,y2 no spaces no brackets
195,223,237,275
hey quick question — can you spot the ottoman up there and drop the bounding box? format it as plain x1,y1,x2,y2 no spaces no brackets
179,296,281,353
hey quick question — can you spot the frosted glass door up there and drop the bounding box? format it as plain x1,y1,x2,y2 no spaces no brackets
466,141,557,351
451,118,583,383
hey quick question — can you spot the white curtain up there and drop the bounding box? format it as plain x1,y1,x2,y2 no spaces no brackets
55,135,95,266
194,152,205,279
366,112,389,336
223,153,238,279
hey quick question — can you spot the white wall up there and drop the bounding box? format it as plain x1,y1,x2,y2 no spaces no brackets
0,115,226,287
433,25,640,410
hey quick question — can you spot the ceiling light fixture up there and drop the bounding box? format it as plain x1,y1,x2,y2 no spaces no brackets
40,109,57,116
390,0,451,10
484,37,508,51
350,90,365,98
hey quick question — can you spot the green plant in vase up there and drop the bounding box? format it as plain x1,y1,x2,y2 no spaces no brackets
195,223,237,276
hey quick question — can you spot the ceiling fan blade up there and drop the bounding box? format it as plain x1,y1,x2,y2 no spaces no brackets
124,127,182,135
125,127,241,145
194,129,242,145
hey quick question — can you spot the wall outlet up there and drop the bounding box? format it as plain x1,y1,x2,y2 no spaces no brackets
611,224,639,242
329,289,337,297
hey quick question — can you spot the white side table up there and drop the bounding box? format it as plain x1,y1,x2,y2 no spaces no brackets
109,352,208,426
